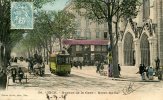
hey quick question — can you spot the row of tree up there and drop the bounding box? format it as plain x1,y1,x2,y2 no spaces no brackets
0,0,57,69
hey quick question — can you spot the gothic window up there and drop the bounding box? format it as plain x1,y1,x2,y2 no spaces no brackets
140,34,150,66
124,33,134,66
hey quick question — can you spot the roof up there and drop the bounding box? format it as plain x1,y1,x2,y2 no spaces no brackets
50,51,70,57
63,40,109,45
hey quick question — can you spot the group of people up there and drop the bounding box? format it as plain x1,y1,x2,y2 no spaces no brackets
71,61,82,69
26,54,43,73
95,61,104,73
139,57,162,80
11,67,24,83
95,61,121,77
139,64,154,80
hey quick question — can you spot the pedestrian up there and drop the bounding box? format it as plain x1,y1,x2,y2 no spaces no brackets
11,67,17,83
108,64,113,77
147,66,154,80
79,61,82,70
96,62,101,73
18,67,24,83
14,57,17,63
28,58,33,73
139,64,146,80
0,69,7,90
118,64,121,75
74,61,78,69
100,63,104,71
70,60,73,68
155,57,160,75
95,61,98,67
77,61,80,68
143,64,148,79
2,71,7,90
146,66,150,78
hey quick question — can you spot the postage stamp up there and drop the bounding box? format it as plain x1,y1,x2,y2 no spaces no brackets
11,2,33,29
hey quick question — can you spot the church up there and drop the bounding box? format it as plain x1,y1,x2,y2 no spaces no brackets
118,0,162,68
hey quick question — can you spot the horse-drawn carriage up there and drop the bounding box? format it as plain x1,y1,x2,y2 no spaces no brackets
32,63,45,76
27,54,45,77
7,65,28,83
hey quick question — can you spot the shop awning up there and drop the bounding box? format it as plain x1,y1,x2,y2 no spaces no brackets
63,39,109,45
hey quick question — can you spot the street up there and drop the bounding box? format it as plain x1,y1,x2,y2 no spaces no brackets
0,61,162,100
6,61,163,95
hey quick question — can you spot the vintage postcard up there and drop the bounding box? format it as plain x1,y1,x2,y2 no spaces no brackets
0,0,163,100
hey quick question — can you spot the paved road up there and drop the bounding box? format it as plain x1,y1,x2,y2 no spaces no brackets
3,61,163,100
6,61,163,95
5,62,162,94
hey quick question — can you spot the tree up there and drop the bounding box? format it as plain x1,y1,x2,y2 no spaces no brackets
45,10,76,51
20,10,76,64
73,0,141,78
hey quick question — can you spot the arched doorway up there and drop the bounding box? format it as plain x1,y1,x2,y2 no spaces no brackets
123,33,135,66
140,33,150,66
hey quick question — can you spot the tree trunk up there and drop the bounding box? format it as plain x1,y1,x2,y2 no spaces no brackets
45,40,49,64
27,48,31,57
108,18,119,78
46,50,48,65
0,45,3,68
59,38,62,51
4,45,11,67
49,38,52,54
43,47,46,62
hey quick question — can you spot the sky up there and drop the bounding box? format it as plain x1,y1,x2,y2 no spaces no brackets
42,0,70,11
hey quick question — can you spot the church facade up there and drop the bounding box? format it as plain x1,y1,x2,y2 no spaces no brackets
118,0,163,68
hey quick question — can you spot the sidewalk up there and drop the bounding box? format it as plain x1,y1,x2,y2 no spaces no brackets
71,65,160,82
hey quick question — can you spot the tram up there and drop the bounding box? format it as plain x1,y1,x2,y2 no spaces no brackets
49,51,71,75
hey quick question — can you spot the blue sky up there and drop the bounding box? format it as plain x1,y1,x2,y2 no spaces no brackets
42,0,70,11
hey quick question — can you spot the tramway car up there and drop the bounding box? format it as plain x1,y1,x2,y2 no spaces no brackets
49,51,71,75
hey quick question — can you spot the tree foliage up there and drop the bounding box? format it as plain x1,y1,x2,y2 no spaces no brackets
20,9,76,57
46,10,76,50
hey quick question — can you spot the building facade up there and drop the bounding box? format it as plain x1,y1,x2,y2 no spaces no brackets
63,2,109,65
118,0,161,68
